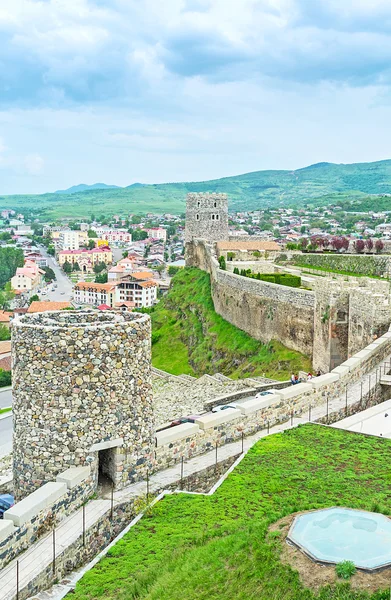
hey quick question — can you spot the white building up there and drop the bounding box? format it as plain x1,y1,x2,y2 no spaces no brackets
92,227,132,245
146,227,167,241
74,272,158,308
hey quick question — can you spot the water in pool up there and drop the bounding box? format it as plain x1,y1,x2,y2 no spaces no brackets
288,507,391,570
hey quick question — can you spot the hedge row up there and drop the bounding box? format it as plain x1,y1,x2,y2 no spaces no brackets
233,268,301,288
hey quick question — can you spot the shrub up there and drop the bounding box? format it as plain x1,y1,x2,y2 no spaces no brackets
168,266,181,276
0,369,11,387
335,560,356,580
218,256,226,270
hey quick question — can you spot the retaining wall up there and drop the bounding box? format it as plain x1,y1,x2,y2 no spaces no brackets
154,331,391,471
0,467,93,571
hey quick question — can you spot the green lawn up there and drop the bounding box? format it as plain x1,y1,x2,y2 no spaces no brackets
73,425,391,600
149,267,311,379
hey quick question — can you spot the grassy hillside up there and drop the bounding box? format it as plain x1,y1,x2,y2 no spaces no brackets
148,268,311,380
2,159,391,218
73,425,391,600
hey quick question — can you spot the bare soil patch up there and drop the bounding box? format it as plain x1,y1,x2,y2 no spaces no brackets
269,513,391,594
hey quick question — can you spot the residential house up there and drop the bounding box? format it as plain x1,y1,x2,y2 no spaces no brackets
11,260,44,293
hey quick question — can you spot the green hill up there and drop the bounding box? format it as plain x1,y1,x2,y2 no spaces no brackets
2,159,391,218
147,267,310,380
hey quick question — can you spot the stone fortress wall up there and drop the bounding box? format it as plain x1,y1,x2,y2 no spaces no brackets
187,238,316,357
12,310,155,500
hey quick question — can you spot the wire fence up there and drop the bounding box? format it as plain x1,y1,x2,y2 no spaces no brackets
0,358,390,599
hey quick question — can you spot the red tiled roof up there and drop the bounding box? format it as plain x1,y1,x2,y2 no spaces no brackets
27,301,71,313
0,355,11,372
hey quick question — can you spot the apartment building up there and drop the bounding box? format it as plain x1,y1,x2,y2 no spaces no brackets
74,273,158,308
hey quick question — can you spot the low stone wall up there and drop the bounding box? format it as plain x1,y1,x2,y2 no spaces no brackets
0,468,93,571
154,331,391,471
13,455,239,600
290,253,391,278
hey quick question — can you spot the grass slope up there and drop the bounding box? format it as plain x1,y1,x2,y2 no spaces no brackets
2,159,391,218
73,425,391,600
148,267,311,379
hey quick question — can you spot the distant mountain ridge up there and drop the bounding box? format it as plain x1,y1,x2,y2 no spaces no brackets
55,183,121,194
2,158,391,219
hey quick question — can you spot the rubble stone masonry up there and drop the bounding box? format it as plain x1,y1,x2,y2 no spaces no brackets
12,310,155,500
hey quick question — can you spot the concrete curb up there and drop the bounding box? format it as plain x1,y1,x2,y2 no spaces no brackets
0,409,12,421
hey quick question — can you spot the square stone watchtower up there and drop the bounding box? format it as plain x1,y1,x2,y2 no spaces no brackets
185,192,229,244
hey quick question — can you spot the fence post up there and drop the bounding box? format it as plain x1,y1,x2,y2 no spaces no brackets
241,431,244,454
215,442,218,471
290,411,293,426
146,470,150,501
309,404,311,422
16,560,19,600
180,456,184,490
267,421,270,434
361,381,363,404
345,385,348,416
83,504,86,547
111,483,114,520
326,395,329,423
52,528,56,575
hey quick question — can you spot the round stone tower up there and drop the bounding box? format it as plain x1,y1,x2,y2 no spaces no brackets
12,310,154,500
185,192,229,243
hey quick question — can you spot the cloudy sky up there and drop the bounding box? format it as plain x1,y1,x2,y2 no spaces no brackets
1,0,391,194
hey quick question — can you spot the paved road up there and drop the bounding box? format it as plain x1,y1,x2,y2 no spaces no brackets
38,247,73,302
0,414,12,457
0,388,12,409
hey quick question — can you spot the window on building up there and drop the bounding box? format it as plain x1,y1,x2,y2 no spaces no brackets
196,214,199,221
214,202,217,207
197,201,200,207
211,214,215,220
216,214,219,220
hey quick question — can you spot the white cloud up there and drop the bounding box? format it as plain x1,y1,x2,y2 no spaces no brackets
24,153,45,175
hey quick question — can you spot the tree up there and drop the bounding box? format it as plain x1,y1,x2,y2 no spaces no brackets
300,238,308,250
72,262,81,272
341,237,350,251
168,266,180,277
144,245,150,258
47,245,55,256
365,238,374,253
122,250,128,258
132,229,148,241
131,215,142,224
93,261,106,274
0,369,11,387
0,324,10,341
354,239,365,253
233,267,240,275
43,266,55,282
88,229,97,238
0,247,24,288
29,294,40,305
95,272,108,283
300,225,306,234
218,256,226,270
375,239,384,254
164,251,169,261
88,239,96,250
0,232,11,241
155,265,165,277
63,261,72,273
